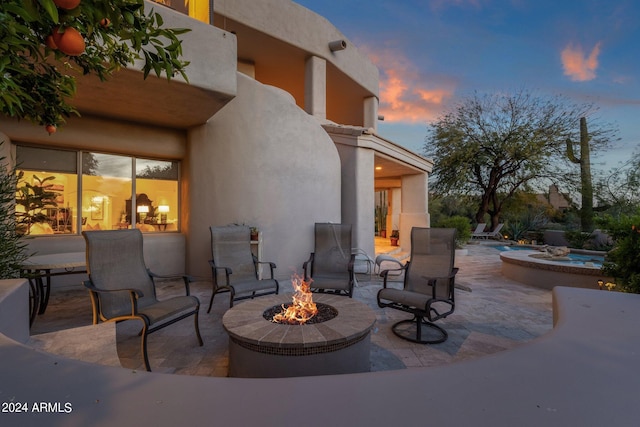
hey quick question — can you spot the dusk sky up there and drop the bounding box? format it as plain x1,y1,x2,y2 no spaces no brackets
295,0,639,172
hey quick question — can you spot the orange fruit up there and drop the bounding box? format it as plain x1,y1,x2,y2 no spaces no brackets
53,0,81,10
55,27,85,56
45,125,57,135
99,18,111,28
45,35,58,49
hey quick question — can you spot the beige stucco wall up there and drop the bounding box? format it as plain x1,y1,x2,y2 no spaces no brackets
186,73,341,280
214,0,379,97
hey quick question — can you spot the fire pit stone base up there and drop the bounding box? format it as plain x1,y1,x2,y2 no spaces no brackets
223,293,376,378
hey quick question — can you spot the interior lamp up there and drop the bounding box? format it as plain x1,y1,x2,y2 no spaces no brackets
137,205,149,223
158,205,170,223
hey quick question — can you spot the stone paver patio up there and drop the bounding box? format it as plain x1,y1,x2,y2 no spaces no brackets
29,242,553,375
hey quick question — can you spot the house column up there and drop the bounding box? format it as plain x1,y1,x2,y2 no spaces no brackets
363,96,378,132
399,173,429,252
305,56,326,119
335,142,375,258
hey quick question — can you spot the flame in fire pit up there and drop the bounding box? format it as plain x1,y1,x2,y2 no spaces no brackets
271,274,318,324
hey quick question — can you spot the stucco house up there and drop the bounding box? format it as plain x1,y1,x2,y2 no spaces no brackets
1,0,432,281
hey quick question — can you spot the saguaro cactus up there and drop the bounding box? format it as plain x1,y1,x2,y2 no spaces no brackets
566,117,594,232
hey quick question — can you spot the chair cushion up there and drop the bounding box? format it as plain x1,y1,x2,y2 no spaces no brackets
378,287,430,309
138,295,199,325
229,278,278,296
310,274,352,291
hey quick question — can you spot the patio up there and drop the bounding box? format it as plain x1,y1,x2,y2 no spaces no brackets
28,242,553,375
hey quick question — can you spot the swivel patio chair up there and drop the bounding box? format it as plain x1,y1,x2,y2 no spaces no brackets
208,225,279,311
303,223,356,297
83,229,203,372
377,227,458,344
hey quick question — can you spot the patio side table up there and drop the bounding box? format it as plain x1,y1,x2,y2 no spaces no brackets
21,252,86,326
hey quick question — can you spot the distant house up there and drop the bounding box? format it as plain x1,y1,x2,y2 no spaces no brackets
1,0,432,280
538,185,572,212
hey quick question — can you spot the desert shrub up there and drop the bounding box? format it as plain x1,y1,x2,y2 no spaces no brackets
435,215,471,248
598,212,640,293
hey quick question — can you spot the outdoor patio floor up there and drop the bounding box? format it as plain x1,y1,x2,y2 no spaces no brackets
28,241,553,376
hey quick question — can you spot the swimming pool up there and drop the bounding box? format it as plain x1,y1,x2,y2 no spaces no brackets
492,245,604,268
497,246,611,290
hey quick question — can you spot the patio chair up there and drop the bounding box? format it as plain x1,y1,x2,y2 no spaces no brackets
377,227,458,344
83,229,203,372
475,223,505,240
470,223,487,239
303,223,356,297
352,247,375,276
208,225,279,311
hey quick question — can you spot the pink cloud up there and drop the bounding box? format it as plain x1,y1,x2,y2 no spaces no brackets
365,48,455,123
561,42,602,82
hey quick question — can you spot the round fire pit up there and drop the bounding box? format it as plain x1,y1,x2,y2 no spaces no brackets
223,293,376,378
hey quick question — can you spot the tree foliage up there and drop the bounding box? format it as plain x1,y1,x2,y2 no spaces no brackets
595,149,640,216
423,89,615,229
0,0,190,129
0,142,28,279
598,211,640,293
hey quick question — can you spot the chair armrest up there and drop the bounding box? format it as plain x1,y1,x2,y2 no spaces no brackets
303,253,314,279
148,271,194,296
83,280,143,321
83,280,144,298
422,267,459,298
256,261,277,279
380,262,408,288
208,260,233,285
347,254,356,274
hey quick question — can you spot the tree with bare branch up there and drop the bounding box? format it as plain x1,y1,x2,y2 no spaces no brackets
423,89,617,230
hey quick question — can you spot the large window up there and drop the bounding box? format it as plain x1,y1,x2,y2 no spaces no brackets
16,146,180,235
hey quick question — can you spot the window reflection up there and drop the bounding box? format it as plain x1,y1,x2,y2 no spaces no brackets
134,160,179,232
82,152,132,232
15,146,78,235
15,145,179,235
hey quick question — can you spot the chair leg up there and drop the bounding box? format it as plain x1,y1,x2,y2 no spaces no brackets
391,316,448,344
194,309,203,346
207,291,216,313
140,322,151,372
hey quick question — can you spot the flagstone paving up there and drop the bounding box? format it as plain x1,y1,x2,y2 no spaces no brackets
29,242,553,376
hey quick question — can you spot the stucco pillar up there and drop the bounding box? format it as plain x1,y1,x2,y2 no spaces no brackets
335,142,375,258
399,173,429,252
363,96,378,132
304,56,327,119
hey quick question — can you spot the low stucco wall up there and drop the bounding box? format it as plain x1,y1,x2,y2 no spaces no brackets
0,279,30,344
1,279,639,426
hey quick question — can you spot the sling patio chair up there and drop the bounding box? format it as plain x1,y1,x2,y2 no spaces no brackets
377,227,458,344
208,225,279,311
303,223,356,298
475,223,505,240
470,223,487,239
83,229,203,372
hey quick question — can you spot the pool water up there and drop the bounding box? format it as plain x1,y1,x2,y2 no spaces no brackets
492,245,604,268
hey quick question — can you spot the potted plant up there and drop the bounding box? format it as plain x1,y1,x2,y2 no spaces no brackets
250,226,259,241
390,229,399,246
15,173,58,235
375,205,387,238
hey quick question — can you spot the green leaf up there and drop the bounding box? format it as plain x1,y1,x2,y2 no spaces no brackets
37,0,59,24
123,11,134,26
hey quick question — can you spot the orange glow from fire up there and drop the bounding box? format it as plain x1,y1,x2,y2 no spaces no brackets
272,274,318,325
